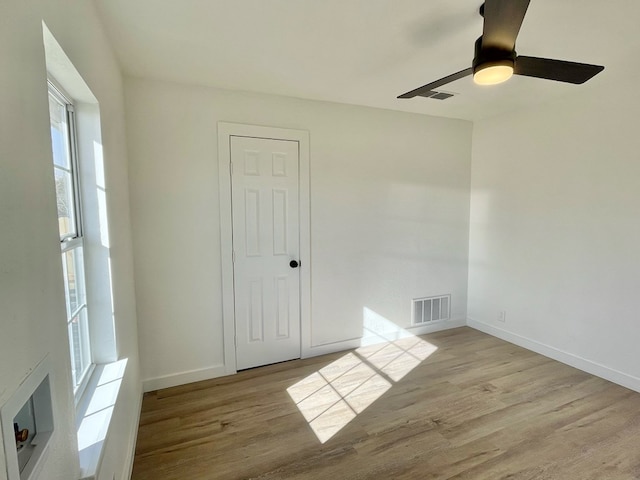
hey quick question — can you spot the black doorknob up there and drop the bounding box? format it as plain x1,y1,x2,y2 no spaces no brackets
289,260,300,268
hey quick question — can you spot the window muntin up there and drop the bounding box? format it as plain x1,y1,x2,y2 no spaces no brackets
48,84,92,391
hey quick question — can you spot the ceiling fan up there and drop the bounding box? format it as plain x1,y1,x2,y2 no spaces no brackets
398,0,604,99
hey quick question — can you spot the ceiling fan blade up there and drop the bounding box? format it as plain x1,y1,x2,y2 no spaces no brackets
514,56,604,84
482,0,531,51
398,68,472,99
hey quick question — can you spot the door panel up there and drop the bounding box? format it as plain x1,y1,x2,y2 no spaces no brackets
231,136,300,370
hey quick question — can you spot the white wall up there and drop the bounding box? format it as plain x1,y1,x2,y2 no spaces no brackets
468,68,640,390
0,1,140,479
125,78,473,389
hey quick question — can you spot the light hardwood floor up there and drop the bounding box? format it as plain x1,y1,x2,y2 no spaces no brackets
132,327,640,479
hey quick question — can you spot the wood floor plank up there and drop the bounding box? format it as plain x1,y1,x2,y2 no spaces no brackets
132,327,640,479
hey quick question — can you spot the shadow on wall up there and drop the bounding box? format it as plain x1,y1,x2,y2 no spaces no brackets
287,308,437,443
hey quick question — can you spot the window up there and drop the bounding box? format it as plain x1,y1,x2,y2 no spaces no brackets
48,83,92,393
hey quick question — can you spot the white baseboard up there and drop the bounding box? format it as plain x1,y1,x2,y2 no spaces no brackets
123,386,143,480
303,317,467,359
408,317,467,335
142,364,228,392
142,319,467,391
304,338,363,358
467,317,640,393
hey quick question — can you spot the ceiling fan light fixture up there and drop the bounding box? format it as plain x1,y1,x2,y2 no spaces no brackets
398,3,605,100
473,61,514,85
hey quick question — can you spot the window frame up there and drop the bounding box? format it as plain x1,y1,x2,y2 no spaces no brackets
48,80,95,400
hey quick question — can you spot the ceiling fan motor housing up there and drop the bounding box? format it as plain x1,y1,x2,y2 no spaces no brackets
472,36,516,74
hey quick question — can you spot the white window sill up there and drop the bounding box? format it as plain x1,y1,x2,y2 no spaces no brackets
76,359,128,480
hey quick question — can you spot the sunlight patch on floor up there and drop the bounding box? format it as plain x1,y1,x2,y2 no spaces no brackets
287,307,437,443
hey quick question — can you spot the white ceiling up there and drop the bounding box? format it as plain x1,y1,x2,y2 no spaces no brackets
93,0,639,121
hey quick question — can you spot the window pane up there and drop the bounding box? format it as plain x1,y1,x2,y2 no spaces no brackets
78,308,91,379
68,308,90,389
68,315,81,386
49,94,70,169
63,247,86,317
54,168,77,238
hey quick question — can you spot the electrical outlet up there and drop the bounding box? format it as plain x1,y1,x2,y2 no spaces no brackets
498,310,506,323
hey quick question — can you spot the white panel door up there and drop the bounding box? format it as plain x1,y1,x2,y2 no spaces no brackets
231,136,301,370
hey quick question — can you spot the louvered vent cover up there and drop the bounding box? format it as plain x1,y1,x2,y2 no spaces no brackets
412,295,451,325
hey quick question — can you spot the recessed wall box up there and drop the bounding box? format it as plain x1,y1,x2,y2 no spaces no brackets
1,357,54,480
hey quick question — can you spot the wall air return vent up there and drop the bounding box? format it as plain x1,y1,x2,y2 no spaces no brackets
412,295,451,325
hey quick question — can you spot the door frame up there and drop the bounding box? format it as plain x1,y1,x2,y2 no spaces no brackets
218,122,311,375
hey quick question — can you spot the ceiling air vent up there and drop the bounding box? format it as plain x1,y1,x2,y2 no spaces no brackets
412,295,451,325
416,90,455,100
